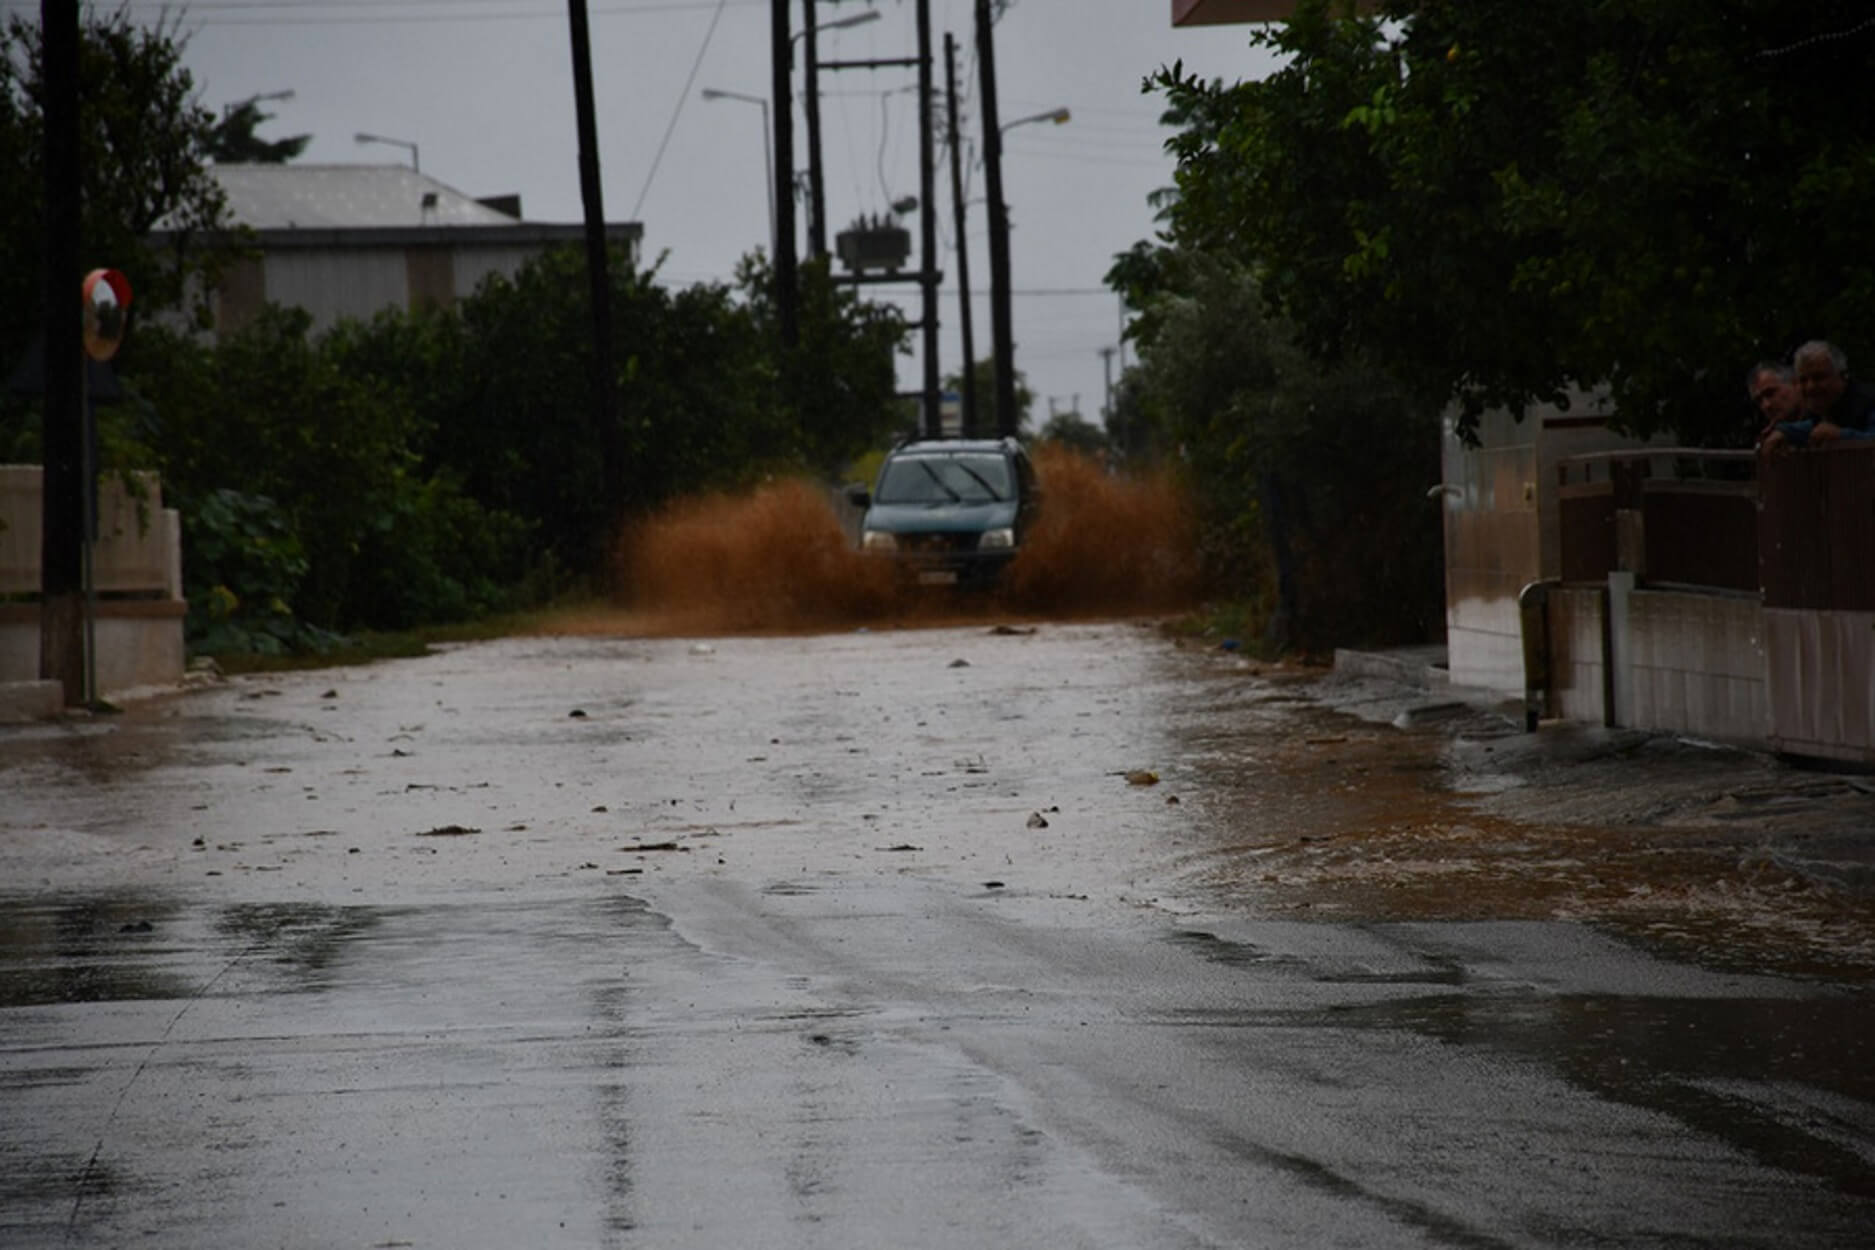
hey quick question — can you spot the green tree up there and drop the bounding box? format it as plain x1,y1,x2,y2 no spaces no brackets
0,8,232,370
1036,411,1108,458
128,307,528,640
207,92,310,163
740,254,909,477
1110,243,1442,650
1153,0,1875,443
942,358,1034,437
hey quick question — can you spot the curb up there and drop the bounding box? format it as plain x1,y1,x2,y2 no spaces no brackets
0,680,64,723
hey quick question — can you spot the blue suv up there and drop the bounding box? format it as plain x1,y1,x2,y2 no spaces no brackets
847,438,1040,587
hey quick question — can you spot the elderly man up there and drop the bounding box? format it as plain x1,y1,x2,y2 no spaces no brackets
1747,360,1800,444
1759,341,1875,451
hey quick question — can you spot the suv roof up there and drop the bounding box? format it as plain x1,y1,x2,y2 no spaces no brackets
888,437,1025,457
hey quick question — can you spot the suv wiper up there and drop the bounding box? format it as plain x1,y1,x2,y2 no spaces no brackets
948,461,1005,501
917,460,962,502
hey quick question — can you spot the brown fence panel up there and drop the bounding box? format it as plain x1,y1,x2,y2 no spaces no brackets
1824,449,1875,610
1643,484,1758,591
1760,446,1875,609
1558,484,1615,583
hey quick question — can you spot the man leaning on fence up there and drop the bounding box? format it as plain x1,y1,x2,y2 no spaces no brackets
1758,340,1875,453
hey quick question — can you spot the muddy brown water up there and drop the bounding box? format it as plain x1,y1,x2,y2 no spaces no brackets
606,445,1203,637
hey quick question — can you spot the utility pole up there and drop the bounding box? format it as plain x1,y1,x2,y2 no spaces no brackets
975,0,1015,438
771,0,799,347
566,0,624,521
945,32,976,438
818,1,940,430
40,0,84,706
801,0,827,259
1100,345,1115,426
916,0,939,438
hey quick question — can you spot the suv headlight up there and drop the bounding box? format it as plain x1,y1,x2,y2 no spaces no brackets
977,527,1015,551
861,530,897,552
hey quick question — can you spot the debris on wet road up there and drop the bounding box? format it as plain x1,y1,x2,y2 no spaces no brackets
2,622,1870,1247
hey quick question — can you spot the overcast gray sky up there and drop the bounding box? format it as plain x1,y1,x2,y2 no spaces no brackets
103,1,1281,426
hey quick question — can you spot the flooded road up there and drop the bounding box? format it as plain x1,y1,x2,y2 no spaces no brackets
2,622,1871,1247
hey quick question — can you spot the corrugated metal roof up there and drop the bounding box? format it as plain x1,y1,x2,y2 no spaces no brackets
207,163,522,230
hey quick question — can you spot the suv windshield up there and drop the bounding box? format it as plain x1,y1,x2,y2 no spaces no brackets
875,453,1012,504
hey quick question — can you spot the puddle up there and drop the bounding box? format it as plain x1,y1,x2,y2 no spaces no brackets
212,902,387,992
0,896,191,1008
1316,990,1875,1194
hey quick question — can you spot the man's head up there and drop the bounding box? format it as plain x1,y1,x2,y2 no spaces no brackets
1793,341,1849,416
1747,362,1799,424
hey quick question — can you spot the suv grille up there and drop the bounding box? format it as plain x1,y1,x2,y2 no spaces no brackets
897,532,977,554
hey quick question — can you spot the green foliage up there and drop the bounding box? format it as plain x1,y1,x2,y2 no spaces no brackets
1109,244,1442,651
1152,0,1875,443
206,93,310,163
942,358,1034,437
180,487,332,655
1036,412,1109,457
126,308,530,642
0,8,234,368
2,6,908,654
747,255,911,476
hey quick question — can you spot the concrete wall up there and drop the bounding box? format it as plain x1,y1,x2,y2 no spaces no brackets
0,466,186,699
1625,589,1767,743
1547,586,1608,725
1540,584,1769,747
1440,394,1637,695
1764,608,1875,764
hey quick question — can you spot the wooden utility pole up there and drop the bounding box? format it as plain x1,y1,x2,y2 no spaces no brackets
916,0,939,437
801,0,827,259
40,0,84,705
945,32,976,438
974,0,1015,438
566,0,624,518
771,0,799,347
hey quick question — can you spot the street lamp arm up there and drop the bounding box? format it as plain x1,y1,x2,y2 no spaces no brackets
354,131,419,172
793,7,880,44
1000,106,1070,134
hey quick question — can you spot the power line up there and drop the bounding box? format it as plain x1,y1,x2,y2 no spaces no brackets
94,0,767,27
631,0,730,219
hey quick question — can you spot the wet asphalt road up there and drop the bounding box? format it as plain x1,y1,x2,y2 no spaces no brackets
2,622,1872,1248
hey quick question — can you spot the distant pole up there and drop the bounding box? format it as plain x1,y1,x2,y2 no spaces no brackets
802,0,827,259
40,0,83,706
771,0,799,348
946,32,976,439
1100,345,1115,425
975,0,1015,438
916,0,939,438
566,0,624,522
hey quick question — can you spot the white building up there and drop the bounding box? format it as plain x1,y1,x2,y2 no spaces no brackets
163,163,641,337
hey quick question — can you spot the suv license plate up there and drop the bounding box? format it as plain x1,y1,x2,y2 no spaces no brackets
917,570,959,586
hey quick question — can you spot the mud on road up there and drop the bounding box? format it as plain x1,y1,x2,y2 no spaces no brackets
1165,656,1875,985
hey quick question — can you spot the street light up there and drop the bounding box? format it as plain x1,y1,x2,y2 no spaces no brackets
354,131,419,172
984,104,1068,436
700,89,775,259
1000,106,1071,133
